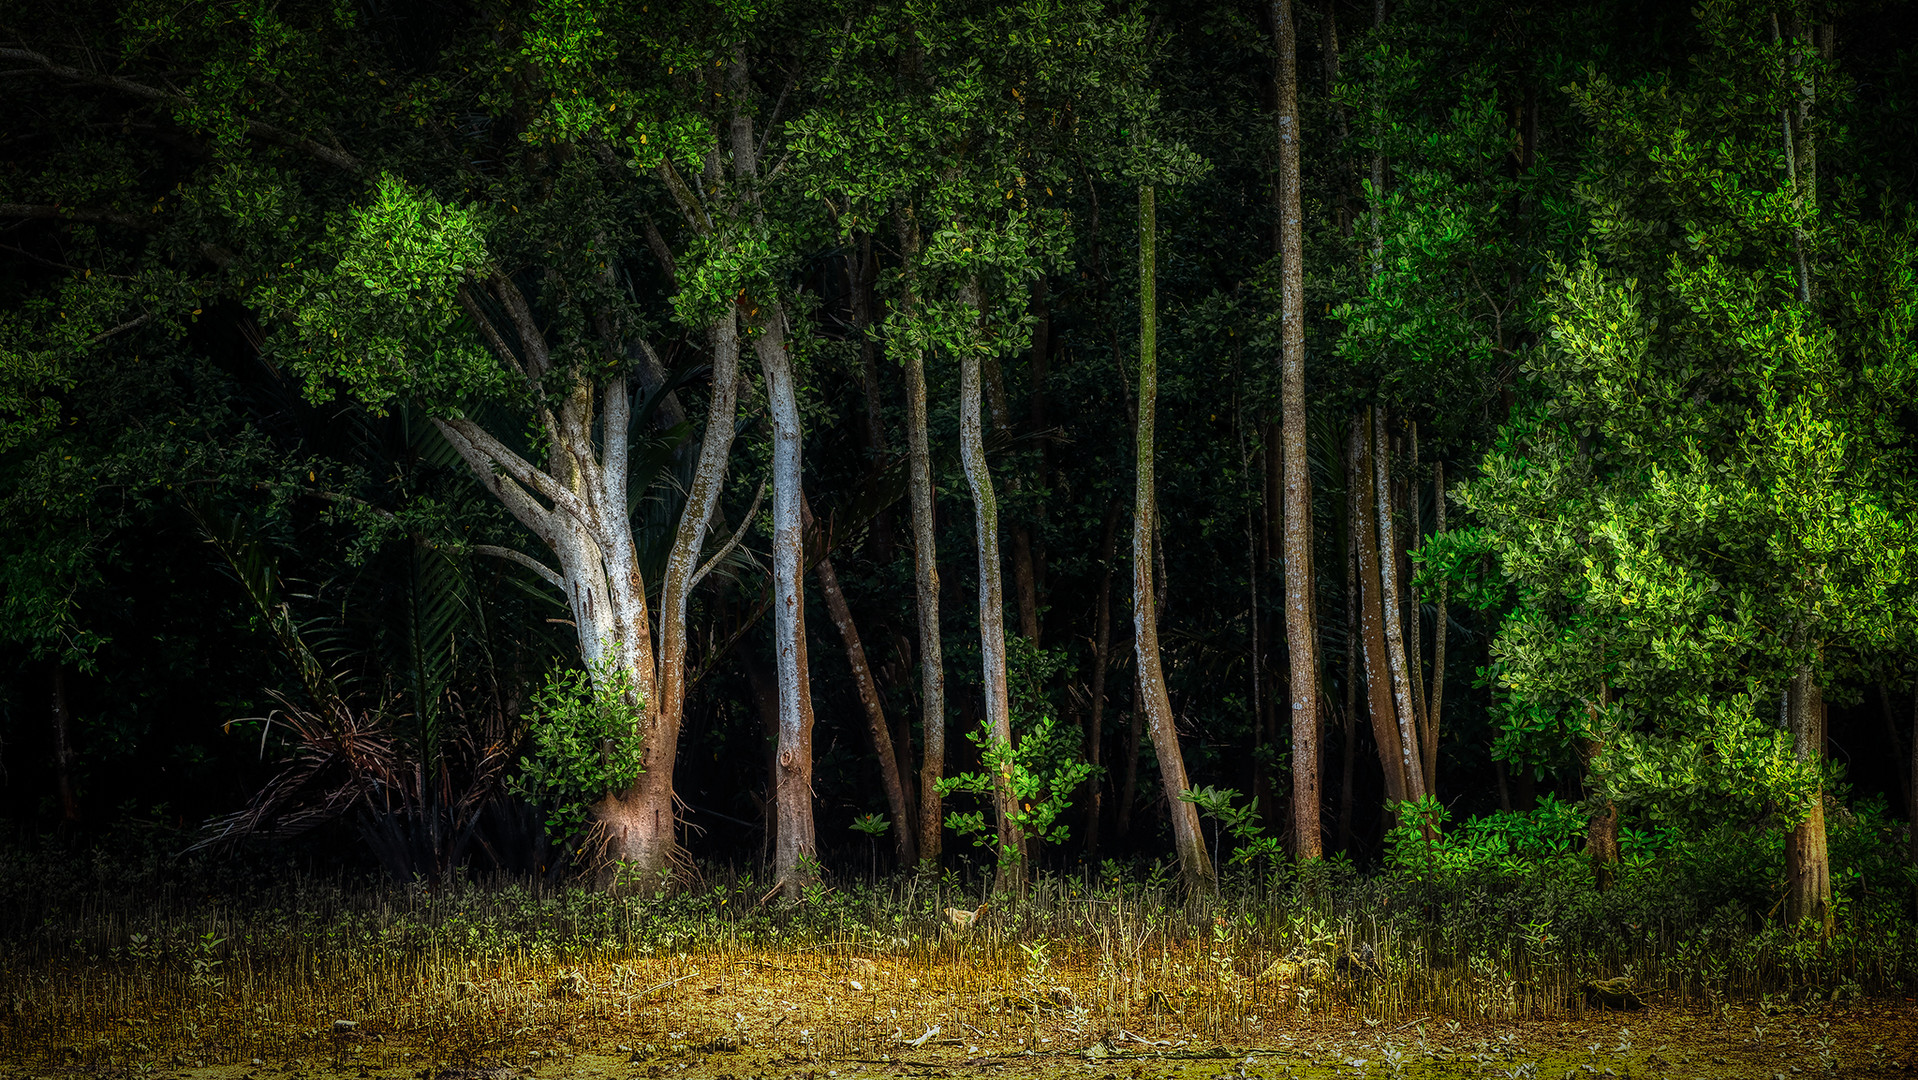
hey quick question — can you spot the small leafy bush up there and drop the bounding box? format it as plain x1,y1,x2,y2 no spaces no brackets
510,656,645,842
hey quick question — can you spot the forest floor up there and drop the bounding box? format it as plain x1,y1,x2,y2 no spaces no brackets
8,944,1918,1080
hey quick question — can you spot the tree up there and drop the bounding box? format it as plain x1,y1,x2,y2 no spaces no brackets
1451,0,1918,933
1270,0,1321,861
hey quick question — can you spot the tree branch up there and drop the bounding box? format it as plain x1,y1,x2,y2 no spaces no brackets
1,47,364,173
472,544,564,590
690,478,765,592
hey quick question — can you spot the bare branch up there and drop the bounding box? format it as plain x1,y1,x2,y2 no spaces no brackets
456,282,531,384
472,544,564,590
690,478,765,592
656,158,712,236
640,213,679,284
487,270,551,377
431,418,569,545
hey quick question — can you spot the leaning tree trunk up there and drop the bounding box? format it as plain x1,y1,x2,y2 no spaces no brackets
1372,407,1427,804
1785,664,1833,934
1135,182,1217,899
957,277,1025,897
805,496,917,866
1273,0,1321,862
896,212,947,871
1350,415,1408,807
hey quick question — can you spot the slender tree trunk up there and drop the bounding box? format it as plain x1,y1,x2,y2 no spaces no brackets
1338,446,1359,853
1273,0,1321,861
1879,681,1911,811
1086,502,1122,857
957,278,1025,896
1028,274,1052,640
1909,676,1917,916
984,353,1042,648
1249,440,1272,830
1372,408,1426,803
50,665,80,825
1350,415,1407,806
1581,755,1618,891
744,650,781,870
1135,182,1216,898
805,496,916,866
1406,426,1426,765
1785,664,1833,934
896,212,946,871
851,231,896,568
1118,680,1142,838
757,306,818,898
1425,460,1446,787
1579,687,1618,892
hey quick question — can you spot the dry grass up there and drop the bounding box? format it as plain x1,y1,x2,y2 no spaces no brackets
3,860,1915,1077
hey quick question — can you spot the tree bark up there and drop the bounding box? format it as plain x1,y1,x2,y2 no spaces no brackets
1785,665,1833,934
1135,182,1216,897
804,496,916,866
895,211,946,871
1086,502,1122,857
1350,414,1407,806
957,277,1025,897
1578,690,1619,892
1273,0,1321,862
1372,407,1426,803
756,303,819,898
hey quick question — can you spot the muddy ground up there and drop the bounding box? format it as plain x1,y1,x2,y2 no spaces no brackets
10,944,1917,1079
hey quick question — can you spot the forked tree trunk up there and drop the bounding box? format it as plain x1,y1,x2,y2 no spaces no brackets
896,212,946,871
1273,0,1321,861
805,496,916,866
1135,182,1216,898
957,278,1025,897
1350,415,1407,806
1785,665,1833,934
